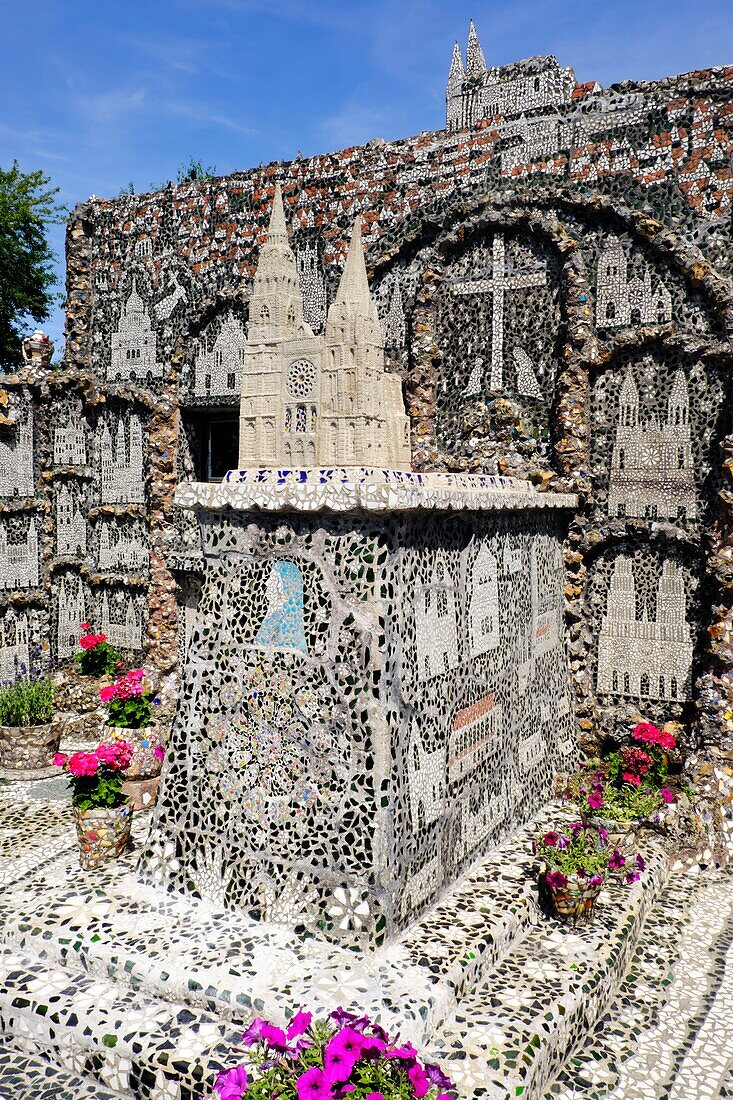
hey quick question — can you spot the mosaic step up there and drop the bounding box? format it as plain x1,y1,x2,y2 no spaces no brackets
0,945,241,1100
0,777,557,1050
0,1036,128,1100
547,866,733,1099
425,842,669,1100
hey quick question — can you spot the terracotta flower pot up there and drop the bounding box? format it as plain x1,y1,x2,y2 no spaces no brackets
0,723,61,780
72,801,133,870
104,723,165,781
546,875,603,923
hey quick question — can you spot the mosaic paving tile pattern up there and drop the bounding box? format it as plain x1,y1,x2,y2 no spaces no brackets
547,868,733,1100
0,1037,127,1100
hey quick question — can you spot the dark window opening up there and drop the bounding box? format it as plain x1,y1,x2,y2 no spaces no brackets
182,409,240,483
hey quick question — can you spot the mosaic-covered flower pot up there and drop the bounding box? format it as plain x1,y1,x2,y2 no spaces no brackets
121,773,160,811
592,818,639,855
0,723,60,780
72,802,133,870
546,876,602,923
105,723,164,781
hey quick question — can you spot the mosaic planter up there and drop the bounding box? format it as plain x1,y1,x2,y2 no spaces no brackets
72,801,133,869
105,723,164,781
0,723,60,780
546,875,603,923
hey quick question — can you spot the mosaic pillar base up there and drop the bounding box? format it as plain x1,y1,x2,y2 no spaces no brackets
73,802,133,870
141,470,577,944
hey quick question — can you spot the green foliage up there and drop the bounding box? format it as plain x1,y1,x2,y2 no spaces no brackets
104,693,154,729
534,826,612,879
0,676,54,727
71,770,126,810
596,782,663,822
176,156,217,183
76,641,121,678
0,161,64,369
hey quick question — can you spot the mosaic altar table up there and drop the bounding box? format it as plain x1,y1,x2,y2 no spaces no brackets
142,468,577,943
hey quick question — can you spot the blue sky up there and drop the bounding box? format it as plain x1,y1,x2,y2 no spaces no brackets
2,0,732,352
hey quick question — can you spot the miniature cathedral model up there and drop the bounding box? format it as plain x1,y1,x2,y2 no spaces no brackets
238,185,411,471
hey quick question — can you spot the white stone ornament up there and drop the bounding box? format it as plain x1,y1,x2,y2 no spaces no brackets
597,556,693,701
609,367,696,520
99,413,145,504
296,241,327,333
238,185,410,471
55,483,86,556
414,554,459,681
53,401,87,466
56,574,86,658
0,517,38,589
0,612,30,682
467,542,500,656
595,237,672,329
449,233,547,395
110,278,160,381
194,314,247,397
0,399,34,498
98,519,148,571
99,589,143,650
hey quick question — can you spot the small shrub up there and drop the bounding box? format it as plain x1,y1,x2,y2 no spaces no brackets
0,676,54,727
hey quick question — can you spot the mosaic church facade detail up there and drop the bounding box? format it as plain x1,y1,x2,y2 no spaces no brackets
0,19,731,767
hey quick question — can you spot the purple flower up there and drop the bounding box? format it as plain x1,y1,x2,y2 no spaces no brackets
625,871,641,884
408,1063,430,1098
608,849,626,870
588,874,604,887
556,834,571,849
297,1067,333,1100
424,1063,455,1091
260,1024,288,1050
287,1009,312,1040
598,825,608,843
241,1017,267,1046
587,790,604,810
660,787,676,804
329,1008,369,1032
214,1065,248,1100
324,1028,363,1082
636,853,646,872
545,870,568,890
543,831,561,847
365,1094,386,1100
386,1042,419,1065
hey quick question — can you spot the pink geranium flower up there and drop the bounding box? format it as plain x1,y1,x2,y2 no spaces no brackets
67,751,99,777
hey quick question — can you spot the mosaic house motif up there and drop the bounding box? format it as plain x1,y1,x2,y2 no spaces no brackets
0,396,33,499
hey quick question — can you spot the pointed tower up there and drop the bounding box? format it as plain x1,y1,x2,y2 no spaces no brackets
466,20,486,74
618,368,639,429
445,41,466,131
325,218,382,345
247,184,311,345
668,369,689,428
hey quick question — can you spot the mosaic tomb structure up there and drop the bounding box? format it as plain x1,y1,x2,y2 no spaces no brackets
143,196,576,938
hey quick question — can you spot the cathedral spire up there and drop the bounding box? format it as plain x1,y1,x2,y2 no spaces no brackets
448,40,465,88
326,218,381,342
247,182,310,344
466,19,486,74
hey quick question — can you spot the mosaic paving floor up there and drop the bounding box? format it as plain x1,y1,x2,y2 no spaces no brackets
0,763,731,1098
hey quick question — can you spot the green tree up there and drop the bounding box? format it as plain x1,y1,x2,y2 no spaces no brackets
0,162,64,369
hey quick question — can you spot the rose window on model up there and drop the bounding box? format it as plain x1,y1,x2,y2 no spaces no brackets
286,360,316,399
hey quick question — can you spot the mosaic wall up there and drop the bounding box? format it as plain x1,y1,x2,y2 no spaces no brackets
142,500,574,941
0,31,731,753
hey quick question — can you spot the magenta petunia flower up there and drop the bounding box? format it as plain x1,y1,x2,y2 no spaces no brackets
660,787,676,804
543,831,560,847
425,1062,455,1091
325,1028,363,1081
408,1062,430,1098
636,853,646,872
287,1008,312,1040
385,1042,418,1064
241,1017,267,1046
608,849,626,870
587,790,604,810
588,874,604,886
545,870,568,890
297,1067,333,1100
365,1093,385,1100
213,1064,248,1100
